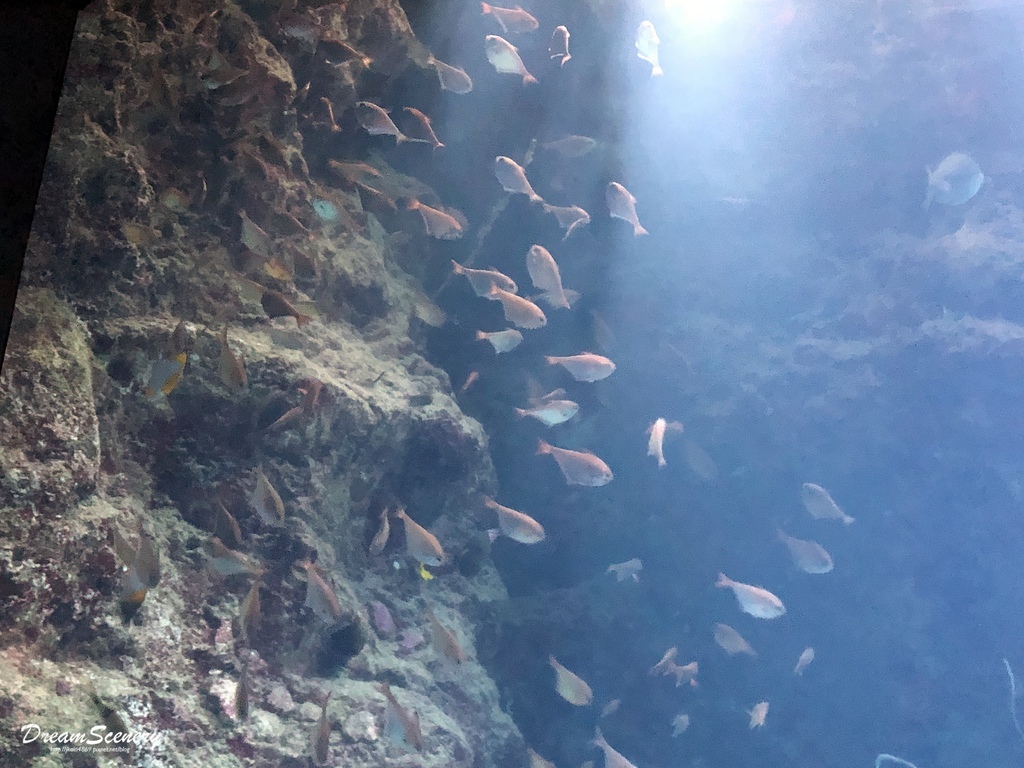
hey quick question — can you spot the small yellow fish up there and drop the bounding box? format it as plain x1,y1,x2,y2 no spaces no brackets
418,562,435,581
549,655,593,706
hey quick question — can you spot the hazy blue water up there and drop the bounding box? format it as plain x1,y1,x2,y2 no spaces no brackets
402,1,1024,768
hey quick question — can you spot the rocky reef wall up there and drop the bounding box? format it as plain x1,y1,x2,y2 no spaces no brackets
0,1,525,766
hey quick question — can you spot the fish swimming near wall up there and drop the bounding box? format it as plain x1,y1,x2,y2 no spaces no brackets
545,353,616,382
396,508,444,566
488,285,547,329
542,202,591,240
452,261,518,296
477,329,524,354
481,3,539,34
354,101,409,143
550,656,593,705
428,55,473,94
484,497,546,543
378,682,424,752
495,156,543,203
310,694,331,766
250,464,285,524
298,559,344,624
537,440,613,486
407,199,466,240
426,609,466,664
525,245,569,309
485,35,537,84
203,536,266,577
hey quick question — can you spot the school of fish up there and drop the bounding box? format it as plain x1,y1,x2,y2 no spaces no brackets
118,0,961,764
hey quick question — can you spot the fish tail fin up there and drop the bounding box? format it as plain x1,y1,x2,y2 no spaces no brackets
652,65,664,76
487,528,500,543
405,197,420,211
843,515,855,526
523,72,538,85
634,223,649,236
296,313,312,327
715,572,730,588
475,330,487,341
529,192,544,204
544,356,557,365
658,457,667,468
451,259,465,274
481,1,491,11
536,439,552,455
593,727,606,748
514,407,527,418
560,54,572,67
395,132,410,144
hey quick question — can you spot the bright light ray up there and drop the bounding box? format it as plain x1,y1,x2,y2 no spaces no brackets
664,0,744,32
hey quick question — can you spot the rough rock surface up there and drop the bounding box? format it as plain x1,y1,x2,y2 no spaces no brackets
0,1,523,766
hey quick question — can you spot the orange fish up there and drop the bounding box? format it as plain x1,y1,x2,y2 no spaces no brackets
407,199,465,240
481,3,539,34
537,440,612,486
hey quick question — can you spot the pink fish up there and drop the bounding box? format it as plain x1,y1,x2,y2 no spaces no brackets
371,600,396,637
